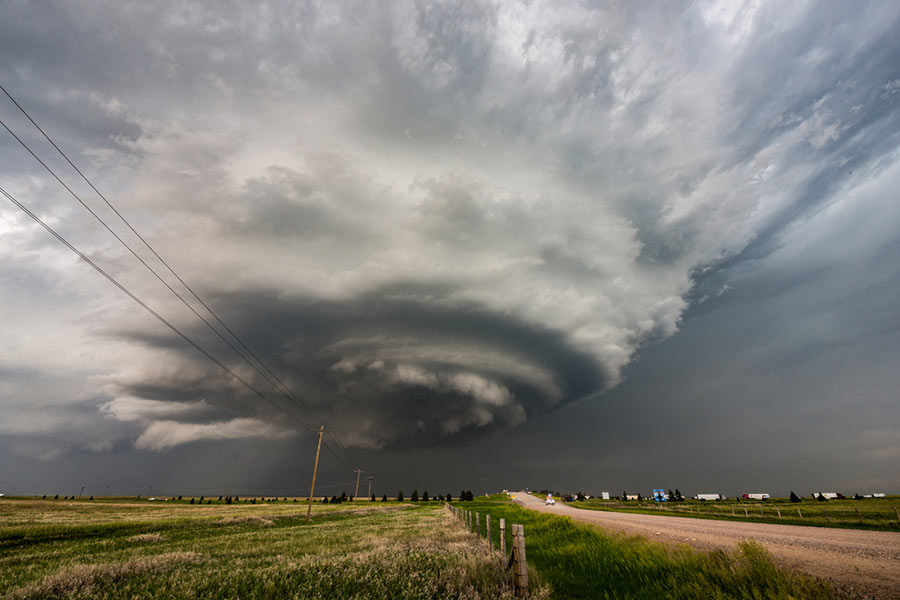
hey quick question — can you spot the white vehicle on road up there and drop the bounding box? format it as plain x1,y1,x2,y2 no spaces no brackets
545,494,555,505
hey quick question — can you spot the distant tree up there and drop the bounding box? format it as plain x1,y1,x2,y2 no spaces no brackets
576,492,586,501
667,489,675,502
397,491,404,502
675,489,684,501
293,498,297,502
250,498,256,504
411,490,419,502
622,491,627,501
89,496,93,500
460,490,467,502
234,496,240,502
340,492,347,502
790,491,802,503
371,493,376,501
817,493,828,502
321,496,328,504
199,496,205,502
348,495,353,502
226,497,232,505
422,490,429,502
382,494,388,502
42,495,46,499
218,496,223,501
438,494,444,502
446,493,452,502
853,493,862,500
177,495,182,500
637,493,643,502
465,490,475,501
190,498,195,504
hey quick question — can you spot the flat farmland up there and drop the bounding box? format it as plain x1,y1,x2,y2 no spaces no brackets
0,497,539,600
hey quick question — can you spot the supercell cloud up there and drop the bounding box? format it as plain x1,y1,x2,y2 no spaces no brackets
1,0,900,477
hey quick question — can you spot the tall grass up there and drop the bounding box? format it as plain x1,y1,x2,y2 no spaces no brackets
0,499,544,599
574,496,900,531
464,500,837,600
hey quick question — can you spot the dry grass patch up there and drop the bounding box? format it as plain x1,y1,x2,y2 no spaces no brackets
126,533,163,543
7,552,203,600
215,516,274,527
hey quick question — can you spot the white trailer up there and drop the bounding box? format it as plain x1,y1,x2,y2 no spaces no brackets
694,493,725,501
745,493,770,500
601,492,610,500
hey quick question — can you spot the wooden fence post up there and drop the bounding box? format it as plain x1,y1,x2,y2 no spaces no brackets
512,524,529,597
776,507,781,519
476,513,481,538
797,507,802,519
486,514,492,549
500,518,506,557
893,506,900,522
743,507,748,518
855,507,862,524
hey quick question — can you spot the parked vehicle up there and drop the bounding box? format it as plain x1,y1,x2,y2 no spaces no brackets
694,493,726,501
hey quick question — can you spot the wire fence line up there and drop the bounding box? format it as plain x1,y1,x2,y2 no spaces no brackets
447,503,528,597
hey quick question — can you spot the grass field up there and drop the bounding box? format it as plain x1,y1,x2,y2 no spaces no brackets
462,496,839,600
570,496,900,531
0,497,544,599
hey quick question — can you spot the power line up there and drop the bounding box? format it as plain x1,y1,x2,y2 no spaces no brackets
0,84,362,468
0,185,290,417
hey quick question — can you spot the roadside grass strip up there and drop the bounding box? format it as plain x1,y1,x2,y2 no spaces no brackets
466,500,837,600
572,497,900,532
0,500,546,599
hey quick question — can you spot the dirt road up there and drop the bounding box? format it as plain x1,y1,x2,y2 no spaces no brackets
514,492,900,599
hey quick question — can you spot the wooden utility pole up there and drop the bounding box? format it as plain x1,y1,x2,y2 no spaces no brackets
306,426,328,521
367,476,374,498
353,469,364,500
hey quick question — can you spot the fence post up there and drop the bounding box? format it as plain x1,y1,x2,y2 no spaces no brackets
512,524,529,597
776,507,781,519
500,518,506,557
743,507,748,518
797,507,802,519
486,514,492,549
893,506,900,522
855,507,862,524
476,512,481,538
731,506,735,516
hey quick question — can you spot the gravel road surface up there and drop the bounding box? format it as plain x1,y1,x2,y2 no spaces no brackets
514,491,900,599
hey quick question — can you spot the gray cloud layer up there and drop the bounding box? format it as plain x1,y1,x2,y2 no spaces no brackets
1,0,899,493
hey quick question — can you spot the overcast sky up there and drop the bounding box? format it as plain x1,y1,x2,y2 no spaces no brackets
2,0,899,499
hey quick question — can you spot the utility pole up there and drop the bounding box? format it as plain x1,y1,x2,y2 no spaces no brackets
353,468,364,500
306,426,328,521
367,476,374,498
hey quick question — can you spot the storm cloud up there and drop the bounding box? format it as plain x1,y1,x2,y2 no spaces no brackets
1,0,899,494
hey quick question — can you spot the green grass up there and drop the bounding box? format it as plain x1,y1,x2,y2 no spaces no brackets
571,496,900,531
457,499,839,600
0,498,543,599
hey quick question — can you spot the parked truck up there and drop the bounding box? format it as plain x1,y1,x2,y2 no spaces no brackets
742,493,770,500
694,493,726,501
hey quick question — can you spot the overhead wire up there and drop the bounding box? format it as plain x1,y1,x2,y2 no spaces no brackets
0,184,287,416
0,84,364,471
